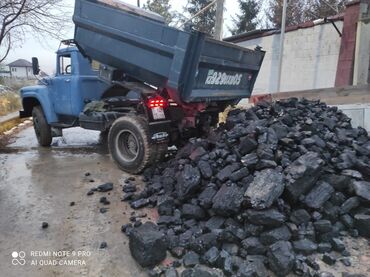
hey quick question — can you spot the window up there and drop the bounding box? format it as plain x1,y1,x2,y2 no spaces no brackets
59,55,72,75
11,68,16,72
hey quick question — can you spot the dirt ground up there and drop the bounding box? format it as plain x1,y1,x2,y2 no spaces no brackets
0,125,369,277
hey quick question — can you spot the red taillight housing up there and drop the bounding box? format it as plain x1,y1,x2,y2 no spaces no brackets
147,95,168,109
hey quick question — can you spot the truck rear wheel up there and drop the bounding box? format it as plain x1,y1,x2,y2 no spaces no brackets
32,106,52,147
108,116,162,174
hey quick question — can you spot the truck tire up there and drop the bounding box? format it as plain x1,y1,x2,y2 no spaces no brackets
32,106,52,147
108,116,157,174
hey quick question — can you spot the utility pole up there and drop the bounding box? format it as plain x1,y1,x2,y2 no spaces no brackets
214,0,224,40
137,0,140,8
276,0,288,92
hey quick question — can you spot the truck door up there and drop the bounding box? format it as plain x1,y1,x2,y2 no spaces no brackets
53,54,73,116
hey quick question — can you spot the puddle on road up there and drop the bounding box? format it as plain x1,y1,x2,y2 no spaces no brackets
0,127,108,155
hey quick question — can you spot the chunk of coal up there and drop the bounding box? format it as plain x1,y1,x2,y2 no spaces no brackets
292,239,318,255
322,174,350,191
205,216,225,231
340,197,360,214
99,196,110,205
237,260,268,277
100,208,108,213
289,209,311,225
267,241,295,277
216,164,240,182
230,167,249,182
202,246,220,266
212,184,244,216
176,165,202,200
241,153,258,168
198,161,213,179
123,184,137,193
260,225,291,245
304,181,334,209
285,152,324,201
190,146,207,161
317,243,332,253
41,222,48,229
87,190,94,196
352,181,370,201
322,253,336,265
182,204,206,220
241,237,266,255
131,198,150,209
129,222,167,267
189,233,218,254
331,238,345,252
246,209,285,227
314,220,332,234
221,243,239,256
97,182,113,192
239,137,258,155
198,185,218,209
354,214,370,237
245,168,284,210
341,214,354,228
70,201,75,206
158,196,175,216
121,224,132,234
306,257,320,270
340,257,351,267
99,242,107,249
183,251,200,268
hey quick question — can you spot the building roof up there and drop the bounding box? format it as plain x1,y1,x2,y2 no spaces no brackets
7,59,32,67
224,13,345,43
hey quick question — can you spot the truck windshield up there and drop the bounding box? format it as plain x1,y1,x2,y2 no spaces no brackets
59,55,71,75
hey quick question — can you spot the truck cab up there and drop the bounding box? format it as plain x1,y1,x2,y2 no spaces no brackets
20,41,108,129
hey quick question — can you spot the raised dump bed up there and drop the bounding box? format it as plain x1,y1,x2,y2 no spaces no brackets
73,0,265,103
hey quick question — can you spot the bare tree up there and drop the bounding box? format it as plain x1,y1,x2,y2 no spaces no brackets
0,0,70,63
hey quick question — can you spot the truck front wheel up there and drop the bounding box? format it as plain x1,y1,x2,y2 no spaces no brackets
32,106,52,147
108,116,158,174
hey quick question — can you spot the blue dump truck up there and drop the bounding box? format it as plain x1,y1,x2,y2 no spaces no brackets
19,0,264,173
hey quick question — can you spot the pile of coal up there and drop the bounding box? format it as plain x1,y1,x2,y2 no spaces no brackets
124,98,370,276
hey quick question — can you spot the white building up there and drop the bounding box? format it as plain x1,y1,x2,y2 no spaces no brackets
7,59,35,79
0,64,10,78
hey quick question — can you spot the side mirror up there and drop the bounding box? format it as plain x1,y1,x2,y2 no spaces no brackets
32,57,40,75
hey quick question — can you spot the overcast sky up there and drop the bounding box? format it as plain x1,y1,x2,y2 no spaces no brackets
4,0,241,74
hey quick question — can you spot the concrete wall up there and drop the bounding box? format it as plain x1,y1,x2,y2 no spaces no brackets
354,1,370,85
336,104,370,130
237,22,343,95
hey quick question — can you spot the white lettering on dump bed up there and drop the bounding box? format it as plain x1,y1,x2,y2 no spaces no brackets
205,70,242,86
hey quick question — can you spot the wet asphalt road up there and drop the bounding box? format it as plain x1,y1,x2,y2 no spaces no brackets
0,126,151,277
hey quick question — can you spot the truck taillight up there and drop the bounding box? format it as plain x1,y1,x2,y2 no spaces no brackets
147,96,168,109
